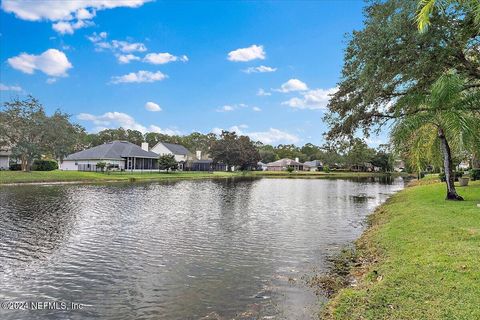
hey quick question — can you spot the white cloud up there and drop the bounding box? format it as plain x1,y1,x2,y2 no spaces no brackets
252,106,262,112
227,44,265,62
248,128,300,144
77,111,179,134
110,70,167,84
144,53,188,64
215,103,248,112
282,87,338,110
117,54,140,64
243,65,277,73
257,88,271,96
211,125,298,144
145,101,162,112
0,83,22,91
7,49,72,77
46,78,57,84
87,31,107,42
1,0,151,34
88,32,147,54
111,40,147,53
277,78,308,92
52,19,93,35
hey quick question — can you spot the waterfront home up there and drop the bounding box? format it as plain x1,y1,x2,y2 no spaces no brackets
257,162,268,171
393,159,406,172
304,160,323,171
0,148,11,170
266,158,306,171
60,141,159,171
150,142,191,162
186,159,228,171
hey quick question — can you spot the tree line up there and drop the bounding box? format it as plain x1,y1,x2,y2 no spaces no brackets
1,96,395,172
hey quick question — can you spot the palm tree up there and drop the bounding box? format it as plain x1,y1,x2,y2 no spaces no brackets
391,72,480,200
417,0,480,31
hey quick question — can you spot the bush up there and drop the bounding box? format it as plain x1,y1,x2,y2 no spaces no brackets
323,164,330,173
286,166,294,173
32,159,58,171
439,171,463,182
9,163,21,171
470,169,480,181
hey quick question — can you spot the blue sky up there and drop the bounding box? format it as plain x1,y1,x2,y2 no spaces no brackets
0,0,383,146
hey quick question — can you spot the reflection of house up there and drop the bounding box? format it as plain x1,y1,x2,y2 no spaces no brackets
60,141,159,171
0,149,12,170
304,160,323,171
266,158,306,171
393,160,405,172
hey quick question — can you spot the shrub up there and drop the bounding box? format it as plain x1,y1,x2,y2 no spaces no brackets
323,164,330,173
286,166,294,173
9,163,21,171
32,159,58,171
439,171,463,182
96,161,107,172
470,169,480,181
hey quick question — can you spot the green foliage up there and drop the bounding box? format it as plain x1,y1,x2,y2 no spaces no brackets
96,161,107,172
31,159,58,171
158,154,178,172
417,0,480,31
0,96,83,171
210,131,260,170
9,163,21,171
470,169,480,181
323,164,331,173
286,166,295,173
325,0,480,139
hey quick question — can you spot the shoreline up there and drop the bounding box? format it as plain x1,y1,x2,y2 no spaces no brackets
319,178,480,319
0,170,407,186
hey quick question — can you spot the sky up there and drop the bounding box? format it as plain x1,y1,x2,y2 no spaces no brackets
0,0,385,146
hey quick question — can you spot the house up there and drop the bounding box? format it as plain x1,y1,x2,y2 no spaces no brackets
150,142,190,162
304,160,323,172
0,149,12,170
266,158,306,171
257,161,268,171
186,159,228,171
393,159,405,172
60,141,159,171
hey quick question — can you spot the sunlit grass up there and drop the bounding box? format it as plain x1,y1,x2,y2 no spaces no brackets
324,180,480,319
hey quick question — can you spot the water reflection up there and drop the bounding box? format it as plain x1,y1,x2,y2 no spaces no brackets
0,177,405,319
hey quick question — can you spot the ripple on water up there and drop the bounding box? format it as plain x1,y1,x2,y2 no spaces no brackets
0,177,405,320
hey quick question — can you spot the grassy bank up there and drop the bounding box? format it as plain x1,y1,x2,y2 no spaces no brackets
323,179,480,319
0,170,400,185
0,170,238,184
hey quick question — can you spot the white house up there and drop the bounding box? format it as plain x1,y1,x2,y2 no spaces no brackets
60,141,159,171
150,142,191,162
0,149,11,170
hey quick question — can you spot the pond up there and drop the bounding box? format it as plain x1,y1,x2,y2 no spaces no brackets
0,177,405,320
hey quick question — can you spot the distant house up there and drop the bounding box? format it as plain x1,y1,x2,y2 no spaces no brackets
187,159,228,172
266,158,306,171
150,142,190,162
257,161,268,171
304,160,323,171
0,149,12,170
60,141,159,171
150,142,191,170
393,160,405,172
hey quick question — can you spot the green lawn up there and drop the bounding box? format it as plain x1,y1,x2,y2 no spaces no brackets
324,180,480,319
0,170,400,184
0,170,238,184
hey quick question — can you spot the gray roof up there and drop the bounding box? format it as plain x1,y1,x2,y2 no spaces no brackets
159,142,190,155
64,141,159,161
266,158,305,167
304,160,323,167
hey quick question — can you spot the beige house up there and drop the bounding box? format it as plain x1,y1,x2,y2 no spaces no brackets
266,158,308,171
0,149,11,170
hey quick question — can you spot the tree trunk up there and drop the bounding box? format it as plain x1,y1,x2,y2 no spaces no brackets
438,127,463,201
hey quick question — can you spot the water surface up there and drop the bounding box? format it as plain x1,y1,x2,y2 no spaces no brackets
0,177,404,319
